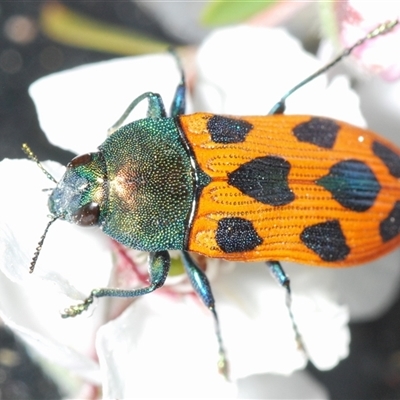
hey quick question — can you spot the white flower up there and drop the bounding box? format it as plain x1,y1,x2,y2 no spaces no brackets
1,25,400,398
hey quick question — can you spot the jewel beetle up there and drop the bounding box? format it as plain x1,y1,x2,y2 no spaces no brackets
23,20,399,378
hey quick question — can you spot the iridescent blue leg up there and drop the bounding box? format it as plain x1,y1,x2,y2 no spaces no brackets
169,48,186,117
181,251,229,379
62,251,170,318
108,92,167,135
267,260,307,356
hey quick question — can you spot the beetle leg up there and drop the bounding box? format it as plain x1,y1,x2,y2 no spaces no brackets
168,48,186,117
61,251,170,318
181,251,229,380
107,92,167,135
267,260,308,358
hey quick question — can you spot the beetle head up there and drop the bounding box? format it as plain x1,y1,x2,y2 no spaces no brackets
48,152,106,227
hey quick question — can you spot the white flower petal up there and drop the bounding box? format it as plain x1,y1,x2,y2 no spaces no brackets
212,263,349,375
96,295,237,398
195,26,365,126
0,159,112,297
329,251,400,322
358,78,400,148
29,54,184,154
0,306,100,386
0,159,113,383
237,370,329,399
212,264,307,377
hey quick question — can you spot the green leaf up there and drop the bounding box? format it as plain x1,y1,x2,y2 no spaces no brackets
40,2,169,56
202,0,277,26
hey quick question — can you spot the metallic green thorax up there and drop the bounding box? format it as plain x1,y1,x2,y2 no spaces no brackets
48,116,207,251
99,117,195,251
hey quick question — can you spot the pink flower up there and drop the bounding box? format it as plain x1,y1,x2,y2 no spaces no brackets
321,2,400,80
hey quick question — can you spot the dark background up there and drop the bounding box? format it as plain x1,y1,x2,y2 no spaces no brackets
1,2,400,399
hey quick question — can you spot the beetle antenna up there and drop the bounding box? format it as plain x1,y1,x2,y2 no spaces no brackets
269,19,399,114
22,143,58,184
29,216,59,273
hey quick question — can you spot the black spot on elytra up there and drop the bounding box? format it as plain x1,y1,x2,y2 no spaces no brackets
300,220,350,262
316,159,381,212
372,141,400,178
293,117,339,149
228,155,295,206
380,201,400,242
215,217,262,253
207,115,253,143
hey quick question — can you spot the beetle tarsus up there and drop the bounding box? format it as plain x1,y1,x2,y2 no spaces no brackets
218,351,230,381
62,294,94,318
267,261,308,360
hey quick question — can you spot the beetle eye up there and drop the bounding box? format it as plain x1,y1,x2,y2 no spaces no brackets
72,202,100,226
68,153,92,168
